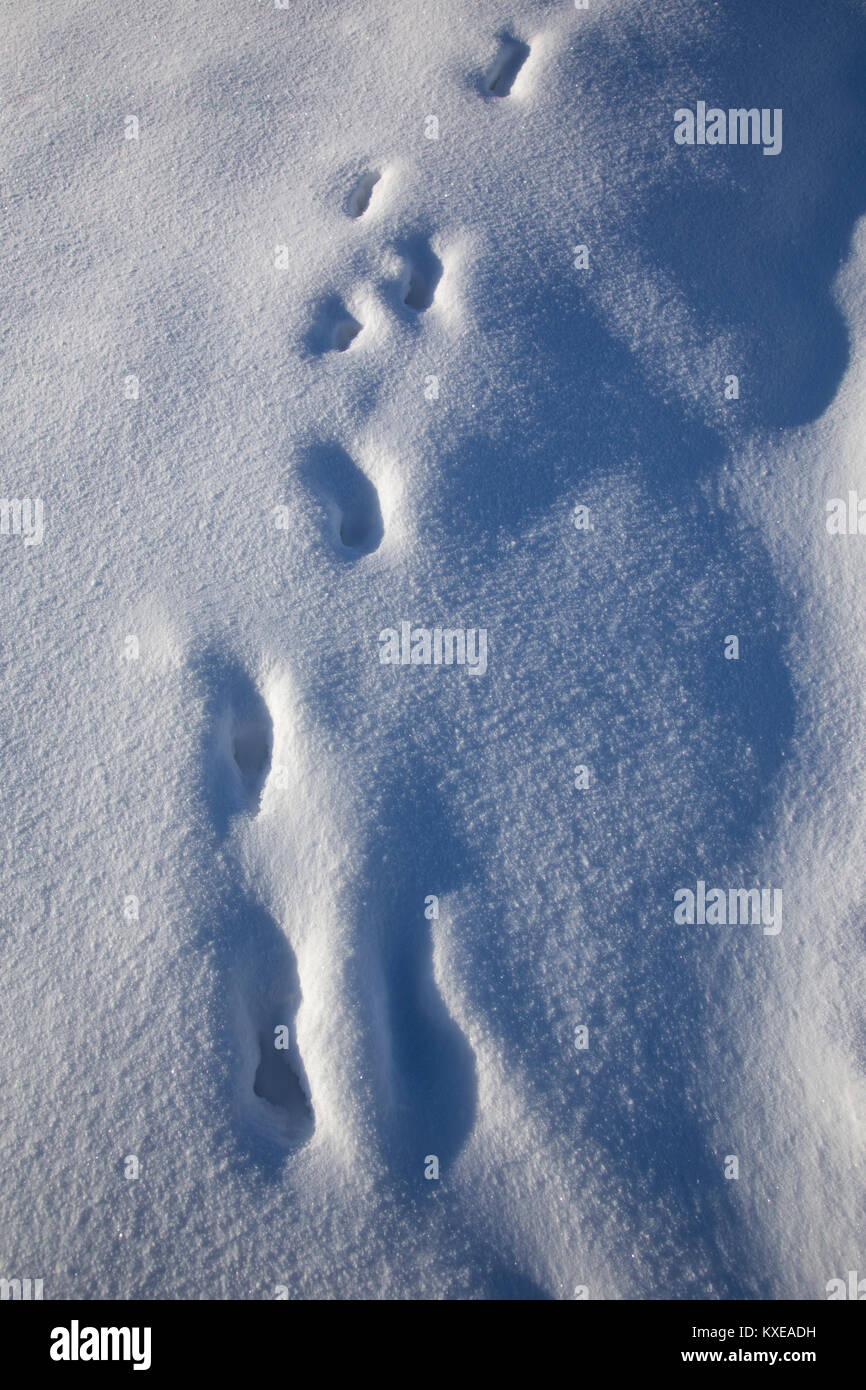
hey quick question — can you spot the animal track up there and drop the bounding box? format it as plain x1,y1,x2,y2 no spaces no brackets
252,1000,313,1140
231,897,314,1154
204,660,273,835
299,442,384,556
368,783,477,1174
307,294,363,353
397,235,442,314
483,35,530,97
197,653,314,1162
232,717,271,802
332,316,362,351
347,170,380,219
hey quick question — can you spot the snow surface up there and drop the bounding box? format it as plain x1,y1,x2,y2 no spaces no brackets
1,0,865,1299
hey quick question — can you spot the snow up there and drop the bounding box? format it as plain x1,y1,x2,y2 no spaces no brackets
1,0,865,1299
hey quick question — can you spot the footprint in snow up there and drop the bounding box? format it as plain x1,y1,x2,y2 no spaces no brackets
483,34,530,98
297,441,384,557
395,234,442,314
347,170,380,219
306,294,363,354
195,651,314,1162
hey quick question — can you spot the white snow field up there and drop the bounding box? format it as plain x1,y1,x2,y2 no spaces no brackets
1,0,865,1299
